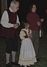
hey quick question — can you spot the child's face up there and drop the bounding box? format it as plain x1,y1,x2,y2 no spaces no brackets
25,23,29,28
11,2,19,12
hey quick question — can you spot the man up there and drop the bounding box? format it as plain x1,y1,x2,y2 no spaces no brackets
0,0,20,66
26,4,41,61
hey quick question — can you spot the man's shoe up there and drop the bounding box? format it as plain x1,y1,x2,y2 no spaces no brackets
6,63,11,67
11,62,18,65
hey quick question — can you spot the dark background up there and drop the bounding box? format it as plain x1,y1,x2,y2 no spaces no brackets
7,0,47,21
7,0,47,33
0,0,47,67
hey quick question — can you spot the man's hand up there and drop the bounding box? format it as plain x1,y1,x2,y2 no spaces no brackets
13,24,19,29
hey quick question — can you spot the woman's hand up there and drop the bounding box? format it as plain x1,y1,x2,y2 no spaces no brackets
37,21,41,26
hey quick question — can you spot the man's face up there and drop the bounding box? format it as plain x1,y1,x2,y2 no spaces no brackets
11,2,19,12
31,5,37,13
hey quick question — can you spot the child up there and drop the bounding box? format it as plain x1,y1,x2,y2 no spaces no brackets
18,23,37,67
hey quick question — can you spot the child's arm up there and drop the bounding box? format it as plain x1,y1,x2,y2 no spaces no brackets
19,30,26,40
28,29,32,38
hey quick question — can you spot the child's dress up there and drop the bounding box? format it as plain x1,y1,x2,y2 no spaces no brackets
18,28,37,66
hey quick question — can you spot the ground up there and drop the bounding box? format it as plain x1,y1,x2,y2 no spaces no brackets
0,34,47,67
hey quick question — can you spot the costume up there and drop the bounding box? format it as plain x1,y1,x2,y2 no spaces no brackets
0,8,20,65
0,9,20,53
18,28,37,66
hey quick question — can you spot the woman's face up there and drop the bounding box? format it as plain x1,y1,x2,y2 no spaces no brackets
31,5,37,13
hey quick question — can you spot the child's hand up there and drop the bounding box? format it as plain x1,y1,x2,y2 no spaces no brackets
28,34,32,38
28,29,32,38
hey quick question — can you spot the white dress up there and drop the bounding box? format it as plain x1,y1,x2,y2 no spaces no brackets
18,28,37,66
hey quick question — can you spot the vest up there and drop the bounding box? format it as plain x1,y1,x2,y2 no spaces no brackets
0,9,17,38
